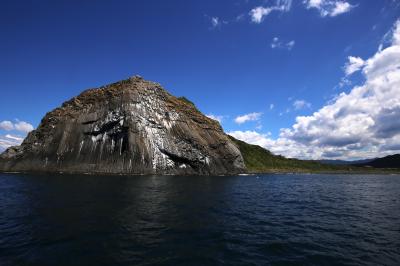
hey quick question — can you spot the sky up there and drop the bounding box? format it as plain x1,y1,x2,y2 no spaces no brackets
0,0,400,160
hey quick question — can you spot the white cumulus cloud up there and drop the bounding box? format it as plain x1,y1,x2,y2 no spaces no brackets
229,131,275,147
234,112,262,124
0,121,14,131
0,120,34,133
14,121,34,133
230,19,400,160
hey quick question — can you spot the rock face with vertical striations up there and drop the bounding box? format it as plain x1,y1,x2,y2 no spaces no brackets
0,76,245,175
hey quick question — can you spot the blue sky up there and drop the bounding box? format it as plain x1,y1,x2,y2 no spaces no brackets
1,0,400,160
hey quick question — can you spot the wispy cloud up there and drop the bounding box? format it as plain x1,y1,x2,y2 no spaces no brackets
293,100,311,110
303,0,354,17
271,37,295,50
211,17,220,28
236,13,245,21
0,134,24,152
249,0,292,24
0,120,33,151
206,15,228,29
286,40,295,50
344,56,365,76
5,134,24,142
249,7,275,23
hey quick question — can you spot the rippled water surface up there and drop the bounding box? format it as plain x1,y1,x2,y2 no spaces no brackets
0,173,399,265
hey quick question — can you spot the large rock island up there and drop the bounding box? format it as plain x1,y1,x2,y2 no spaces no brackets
0,76,245,175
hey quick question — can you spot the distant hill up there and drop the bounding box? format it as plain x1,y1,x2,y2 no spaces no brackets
229,136,399,173
228,136,346,173
358,154,400,169
318,159,374,165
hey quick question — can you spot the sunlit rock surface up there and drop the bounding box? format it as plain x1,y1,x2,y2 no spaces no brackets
0,76,245,175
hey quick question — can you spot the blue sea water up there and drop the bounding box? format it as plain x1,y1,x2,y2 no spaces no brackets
0,173,399,266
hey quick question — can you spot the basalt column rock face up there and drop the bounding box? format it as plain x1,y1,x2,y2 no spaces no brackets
0,76,245,175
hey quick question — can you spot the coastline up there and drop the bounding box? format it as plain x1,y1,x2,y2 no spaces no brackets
1,168,399,177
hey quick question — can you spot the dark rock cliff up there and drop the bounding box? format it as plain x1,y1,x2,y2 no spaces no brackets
0,76,245,175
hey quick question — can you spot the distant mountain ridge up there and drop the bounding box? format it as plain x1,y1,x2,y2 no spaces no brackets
357,154,400,169
318,155,400,169
230,138,399,173
317,159,375,165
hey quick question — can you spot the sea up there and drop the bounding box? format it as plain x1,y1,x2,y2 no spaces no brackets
0,173,399,266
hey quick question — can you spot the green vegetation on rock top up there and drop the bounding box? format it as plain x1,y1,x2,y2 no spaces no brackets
178,96,196,107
